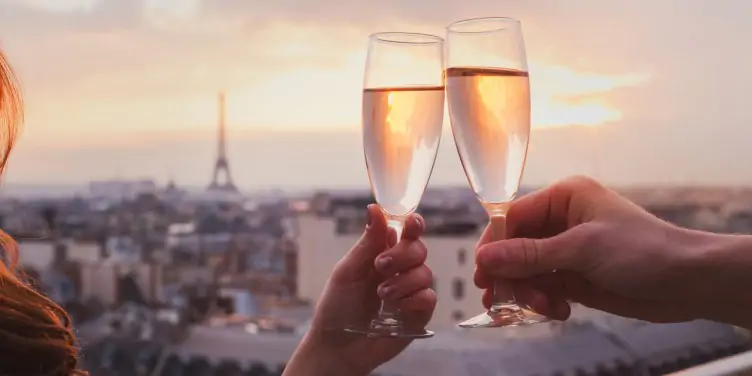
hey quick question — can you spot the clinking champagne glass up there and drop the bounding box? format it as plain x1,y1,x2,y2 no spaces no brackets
345,32,445,339
445,17,548,328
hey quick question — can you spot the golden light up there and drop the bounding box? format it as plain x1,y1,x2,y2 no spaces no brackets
18,20,651,146
528,63,649,128
476,74,500,116
385,91,412,137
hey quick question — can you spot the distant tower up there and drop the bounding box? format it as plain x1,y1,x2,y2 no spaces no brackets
208,92,238,193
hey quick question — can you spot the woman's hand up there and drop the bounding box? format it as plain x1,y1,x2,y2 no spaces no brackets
284,204,436,376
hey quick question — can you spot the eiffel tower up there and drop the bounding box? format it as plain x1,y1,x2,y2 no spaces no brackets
207,92,239,193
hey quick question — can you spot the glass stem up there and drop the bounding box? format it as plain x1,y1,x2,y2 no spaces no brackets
374,215,405,325
488,214,517,310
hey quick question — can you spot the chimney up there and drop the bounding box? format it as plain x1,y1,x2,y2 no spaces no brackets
282,240,298,295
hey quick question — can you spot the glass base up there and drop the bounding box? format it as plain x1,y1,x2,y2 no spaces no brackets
344,316,434,339
458,303,549,329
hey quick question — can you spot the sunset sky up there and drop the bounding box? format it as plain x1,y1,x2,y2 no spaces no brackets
1,0,751,190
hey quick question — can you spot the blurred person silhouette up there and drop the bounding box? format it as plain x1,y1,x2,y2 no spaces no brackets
284,204,436,376
0,51,85,375
475,176,752,331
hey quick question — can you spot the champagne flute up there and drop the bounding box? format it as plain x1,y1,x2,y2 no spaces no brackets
445,17,547,328
347,32,445,338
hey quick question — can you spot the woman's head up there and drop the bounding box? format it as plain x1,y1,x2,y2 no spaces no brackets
0,51,85,375
0,49,20,174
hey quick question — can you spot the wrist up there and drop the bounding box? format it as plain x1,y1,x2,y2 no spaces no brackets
683,228,752,329
283,333,368,376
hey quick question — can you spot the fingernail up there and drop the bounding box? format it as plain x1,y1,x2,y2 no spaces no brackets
379,285,395,297
376,256,392,270
365,205,373,228
414,217,423,232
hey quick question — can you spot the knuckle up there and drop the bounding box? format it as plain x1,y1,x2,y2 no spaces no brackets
410,240,428,261
554,175,605,199
520,239,542,272
476,275,491,289
412,288,437,308
416,264,432,282
393,265,432,291
425,288,438,304
400,290,422,309
566,175,602,191
473,268,485,287
475,245,493,269
402,291,436,314
475,243,486,260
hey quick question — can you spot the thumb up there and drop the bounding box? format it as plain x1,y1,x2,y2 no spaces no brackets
476,225,591,278
331,204,390,281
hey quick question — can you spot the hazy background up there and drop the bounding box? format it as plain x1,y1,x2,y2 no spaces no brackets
1,0,750,190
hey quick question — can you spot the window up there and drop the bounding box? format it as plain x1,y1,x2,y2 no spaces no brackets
452,278,465,300
457,248,467,265
451,310,465,322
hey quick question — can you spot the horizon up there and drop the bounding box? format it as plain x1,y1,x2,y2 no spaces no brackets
9,123,752,189
8,176,752,197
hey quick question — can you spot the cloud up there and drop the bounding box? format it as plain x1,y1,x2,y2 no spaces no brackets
528,63,650,127
142,0,202,26
3,0,98,13
1,2,377,102
0,0,141,35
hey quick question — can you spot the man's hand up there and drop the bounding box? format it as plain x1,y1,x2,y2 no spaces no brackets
475,176,741,326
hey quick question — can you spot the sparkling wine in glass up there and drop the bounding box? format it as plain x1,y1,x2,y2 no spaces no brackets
446,17,548,329
346,32,445,339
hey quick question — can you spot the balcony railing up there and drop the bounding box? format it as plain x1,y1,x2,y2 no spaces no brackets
670,350,752,376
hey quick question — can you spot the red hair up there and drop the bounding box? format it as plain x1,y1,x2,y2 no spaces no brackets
0,50,86,375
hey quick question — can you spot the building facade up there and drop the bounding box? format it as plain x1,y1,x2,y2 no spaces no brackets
296,214,483,330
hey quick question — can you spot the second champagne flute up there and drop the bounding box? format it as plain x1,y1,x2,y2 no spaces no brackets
347,32,445,338
445,17,548,328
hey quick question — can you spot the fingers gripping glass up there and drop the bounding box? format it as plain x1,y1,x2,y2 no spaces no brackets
445,17,548,328
345,32,445,339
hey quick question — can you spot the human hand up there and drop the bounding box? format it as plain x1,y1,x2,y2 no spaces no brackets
285,204,436,376
474,176,712,324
